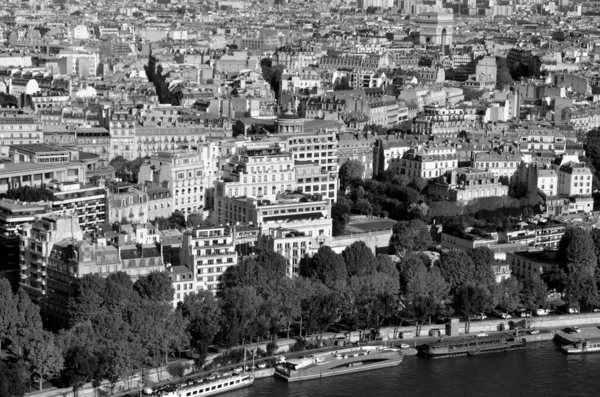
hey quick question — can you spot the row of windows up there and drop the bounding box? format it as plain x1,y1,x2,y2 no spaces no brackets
176,283,193,291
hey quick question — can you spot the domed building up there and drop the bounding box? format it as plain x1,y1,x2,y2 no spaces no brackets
274,104,304,134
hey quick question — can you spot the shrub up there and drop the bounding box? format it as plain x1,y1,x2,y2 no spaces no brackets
167,362,190,379
290,339,308,352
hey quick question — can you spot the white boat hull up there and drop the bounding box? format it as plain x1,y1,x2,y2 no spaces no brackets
275,357,402,382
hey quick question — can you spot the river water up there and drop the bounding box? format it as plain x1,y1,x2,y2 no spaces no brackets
224,341,600,397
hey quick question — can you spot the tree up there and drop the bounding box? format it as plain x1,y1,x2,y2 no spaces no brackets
297,279,341,340
389,220,432,257
398,254,449,333
520,275,548,310
61,345,99,397
134,272,175,302
347,271,399,337
355,198,374,216
339,160,365,190
302,246,347,288
438,250,476,295
179,291,220,369
333,76,351,91
11,289,43,357
3,186,54,202
564,270,599,310
218,286,263,348
23,331,64,391
409,177,428,193
219,251,287,292
0,278,17,353
468,247,497,288
497,277,522,315
0,360,28,397
144,55,181,105
408,296,438,337
557,228,597,275
69,274,106,325
454,284,493,333
342,241,377,278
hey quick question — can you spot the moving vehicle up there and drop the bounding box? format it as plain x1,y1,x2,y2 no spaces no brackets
275,345,403,382
142,374,254,397
476,332,488,337
399,343,410,349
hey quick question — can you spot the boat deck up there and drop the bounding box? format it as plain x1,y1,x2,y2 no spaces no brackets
296,347,387,368
554,327,600,345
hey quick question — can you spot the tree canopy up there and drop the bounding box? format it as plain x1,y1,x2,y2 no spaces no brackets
339,160,365,190
389,219,432,257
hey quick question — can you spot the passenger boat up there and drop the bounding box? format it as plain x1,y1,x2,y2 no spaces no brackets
142,373,254,397
274,345,403,382
561,340,600,354
418,333,526,359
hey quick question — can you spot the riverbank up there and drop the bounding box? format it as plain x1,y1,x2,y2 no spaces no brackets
26,313,600,397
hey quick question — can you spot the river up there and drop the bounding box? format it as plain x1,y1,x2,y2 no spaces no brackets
223,341,600,397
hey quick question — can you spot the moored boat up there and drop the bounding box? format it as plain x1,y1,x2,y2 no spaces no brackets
419,333,526,359
274,345,403,382
142,373,254,397
561,340,600,354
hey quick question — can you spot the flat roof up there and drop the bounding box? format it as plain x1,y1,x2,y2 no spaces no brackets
10,143,71,153
345,218,397,233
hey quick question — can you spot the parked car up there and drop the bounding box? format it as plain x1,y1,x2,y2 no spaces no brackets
520,311,531,318
476,332,488,337
470,313,487,321
565,327,581,334
399,343,410,349
256,362,267,369
500,313,512,319
528,329,540,335
535,308,549,316
233,366,243,374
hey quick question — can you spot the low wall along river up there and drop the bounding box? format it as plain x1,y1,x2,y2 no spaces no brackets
26,313,600,397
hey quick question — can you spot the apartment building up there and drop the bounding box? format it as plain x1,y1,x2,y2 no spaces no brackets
473,151,522,179
260,228,314,276
19,216,89,325
168,265,195,307
558,162,592,197
0,144,86,194
412,106,471,136
180,225,238,293
46,181,107,232
216,144,297,205
431,168,509,203
278,126,338,202
0,113,43,157
400,147,458,180
138,148,220,214
215,193,332,237
507,251,557,280
106,110,136,160
337,132,377,180
106,183,149,224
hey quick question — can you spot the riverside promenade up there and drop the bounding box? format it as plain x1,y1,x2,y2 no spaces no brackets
25,312,600,397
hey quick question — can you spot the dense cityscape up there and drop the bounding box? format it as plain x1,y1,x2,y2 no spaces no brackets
2,0,600,395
